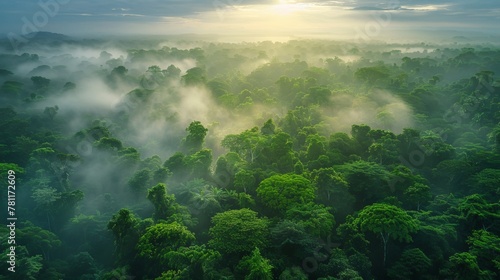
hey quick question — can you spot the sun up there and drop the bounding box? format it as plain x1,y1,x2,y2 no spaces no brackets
271,0,308,15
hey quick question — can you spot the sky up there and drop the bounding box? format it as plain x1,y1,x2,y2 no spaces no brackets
1,0,499,40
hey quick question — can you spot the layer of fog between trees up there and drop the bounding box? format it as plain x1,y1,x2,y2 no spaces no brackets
2,36,497,216
6,40,417,209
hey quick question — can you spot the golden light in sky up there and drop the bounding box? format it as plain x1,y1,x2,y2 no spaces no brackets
174,1,353,39
271,0,310,15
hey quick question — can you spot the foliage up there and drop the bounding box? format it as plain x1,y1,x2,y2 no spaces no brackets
137,222,195,277
285,202,335,238
387,248,432,279
353,203,419,265
209,209,269,255
236,247,273,280
257,174,316,213
0,38,499,280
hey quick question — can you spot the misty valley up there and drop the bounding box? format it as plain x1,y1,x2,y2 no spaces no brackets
0,34,499,280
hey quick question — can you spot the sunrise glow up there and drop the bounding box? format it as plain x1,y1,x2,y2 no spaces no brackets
271,0,311,15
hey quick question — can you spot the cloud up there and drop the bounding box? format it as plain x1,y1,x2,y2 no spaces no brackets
0,0,498,37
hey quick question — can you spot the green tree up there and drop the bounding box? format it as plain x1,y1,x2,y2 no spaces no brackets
270,219,318,260
279,266,308,280
185,148,213,179
111,65,128,76
368,135,400,165
165,64,181,78
353,203,419,265
30,76,51,91
355,66,390,84
182,67,206,85
458,194,500,231
447,252,489,280
164,152,187,178
50,190,84,230
0,80,24,97
189,184,222,219
43,106,58,120
411,210,458,265
236,247,273,280
261,119,275,135
338,269,363,280
311,168,353,217
470,168,500,198
127,168,152,196
302,86,331,105
387,248,432,280
351,124,372,154
222,127,265,163
403,183,432,210
329,132,356,158
137,222,195,277
0,162,25,178
257,174,316,213
0,246,42,280
147,183,176,221
31,187,60,231
164,244,223,280
417,131,455,167
265,131,296,172
285,202,335,238
467,230,500,273
107,208,140,264
306,134,327,162
209,209,269,255
95,137,123,151
68,214,102,246
182,121,208,153
280,106,322,138
336,160,391,208
66,252,98,280
63,82,76,91
17,222,61,261
317,248,353,278
389,164,427,197
234,169,256,194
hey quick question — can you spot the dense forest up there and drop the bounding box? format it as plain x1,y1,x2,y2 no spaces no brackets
1,34,499,279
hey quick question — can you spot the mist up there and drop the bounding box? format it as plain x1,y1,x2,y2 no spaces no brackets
1,33,499,280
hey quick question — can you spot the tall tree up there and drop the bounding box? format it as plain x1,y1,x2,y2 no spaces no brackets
107,208,140,264
222,127,265,163
147,183,177,222
311,167,352,208
209,209,269,255
285,202,335,238
353,203,419,265
236,247,273,280
458,194,500,231
137,222,195,277
182,121,208,153
447,252,489,280
467,230,500,273
336,160,392,208
163,244,223,280
257,174,316,213
31,187,60,231
403,183,432,210
351,124,372,154
234,169,256,194
182,67,206,86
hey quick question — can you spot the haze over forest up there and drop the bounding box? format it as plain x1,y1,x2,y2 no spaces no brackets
0,1,500,280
